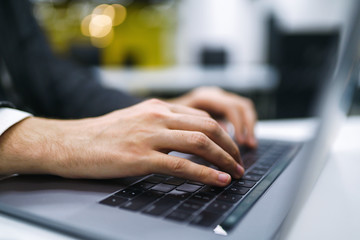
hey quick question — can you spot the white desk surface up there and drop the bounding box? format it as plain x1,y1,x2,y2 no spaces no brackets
0,116,359,239
287,116,360,240
99,65,278,95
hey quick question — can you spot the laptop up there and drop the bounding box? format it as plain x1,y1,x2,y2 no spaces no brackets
0,1,359,239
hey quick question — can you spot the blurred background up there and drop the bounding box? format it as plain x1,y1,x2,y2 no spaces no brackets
31,0,360,119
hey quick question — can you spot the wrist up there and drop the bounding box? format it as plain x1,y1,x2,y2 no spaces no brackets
0,117,49,174
0,117,78,176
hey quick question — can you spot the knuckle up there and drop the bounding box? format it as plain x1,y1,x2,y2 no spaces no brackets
208,86,220,91
147,98,167,107
209,86,223,95
207,86,222,92
194,86,222,96
220,155,236,169
232,147,241,160
147,110,166,120
203,119,221,136
169,158,186,173
195,109,211,118
143,109,169,121
196,166,208,180
154,154,167,170
189,132,209,150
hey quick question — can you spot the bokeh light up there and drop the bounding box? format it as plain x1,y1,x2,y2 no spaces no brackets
89,14,113,38
81,14,92,37
92,4,110,16
112,4,127,26
91,28,114,48
80,4,127,48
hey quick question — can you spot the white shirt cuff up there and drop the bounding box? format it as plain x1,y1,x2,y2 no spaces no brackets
0,108,33,136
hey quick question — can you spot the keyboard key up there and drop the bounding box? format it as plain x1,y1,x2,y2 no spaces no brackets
111,177,144,188
164,177,186,186
114,187,143,199
235,180,256,188
200,186,224,195
249,168,267,176
244,152,261,159
187,181,204,186
217,192,243,203
190,211,222,227
153,174,170,178
242,174,262,182
259,155,278,165
206,200,233,213
239,146,251,156
166,210,193,222
176,183,201,193
143,197,180,216
189,192,215,203
225,186,250,195
167,190,192,201
144,176,165,184
99,196,127,207
242,156,258,169
254,166,268,172
256,147,269,155
120,191,163,211
257,163,272,169
151,183,176,193
132,182,155,191
178,200,204,212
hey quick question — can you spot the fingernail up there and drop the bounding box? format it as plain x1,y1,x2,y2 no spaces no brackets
237,164,244,176
218,172,230,183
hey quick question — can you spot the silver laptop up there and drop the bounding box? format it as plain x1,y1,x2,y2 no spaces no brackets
0,1,359,239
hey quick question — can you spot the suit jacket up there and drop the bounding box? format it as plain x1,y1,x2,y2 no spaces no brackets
0,0,140,119
0,101,15,108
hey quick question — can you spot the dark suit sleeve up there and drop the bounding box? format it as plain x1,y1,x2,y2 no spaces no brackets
0,0,141,119
0,101,15,108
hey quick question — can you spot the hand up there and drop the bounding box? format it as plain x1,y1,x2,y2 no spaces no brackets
167,87,258,147
0,99,244,186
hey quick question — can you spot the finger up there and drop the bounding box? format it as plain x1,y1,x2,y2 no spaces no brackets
152,152,232,186
236,101,258,148
223,105,247,145
156,130,244,179
169,104,210,118
165,114,241,164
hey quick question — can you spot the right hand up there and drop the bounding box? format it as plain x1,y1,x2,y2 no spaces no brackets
0,99,244,186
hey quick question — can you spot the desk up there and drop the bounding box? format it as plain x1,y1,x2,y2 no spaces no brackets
287,116,360,240
0,117,359,239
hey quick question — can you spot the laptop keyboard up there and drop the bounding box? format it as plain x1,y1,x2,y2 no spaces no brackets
99,140,298,228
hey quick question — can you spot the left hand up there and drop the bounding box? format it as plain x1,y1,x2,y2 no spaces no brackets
167,86,257,148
